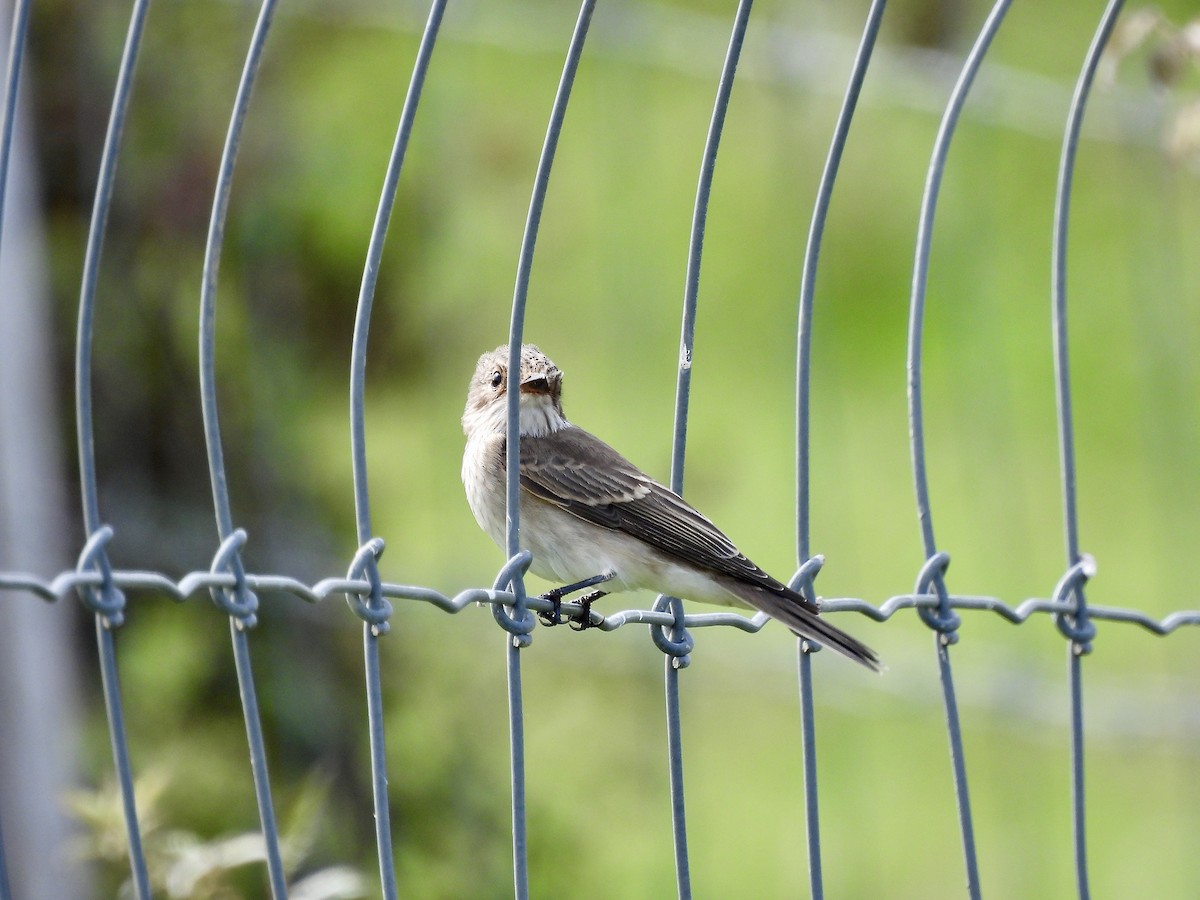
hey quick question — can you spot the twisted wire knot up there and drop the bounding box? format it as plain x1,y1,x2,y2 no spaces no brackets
789,554,825,655
75,526,127,628
209,529,258,629
915,551,960,643
492,551,536,647
650,595,693,668
345,537,391,636
1054,554,1097,653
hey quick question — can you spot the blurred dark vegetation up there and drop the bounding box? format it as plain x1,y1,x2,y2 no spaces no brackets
16,0,1200,895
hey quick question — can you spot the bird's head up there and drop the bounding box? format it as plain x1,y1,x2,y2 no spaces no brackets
463,344,566,438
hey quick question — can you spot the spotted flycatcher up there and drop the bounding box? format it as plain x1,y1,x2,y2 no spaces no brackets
462,344,879,671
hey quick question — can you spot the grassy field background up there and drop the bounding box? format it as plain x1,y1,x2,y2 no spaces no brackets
28,0,1200,895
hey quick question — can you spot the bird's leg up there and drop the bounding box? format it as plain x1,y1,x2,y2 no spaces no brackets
537,572,614,627
568,590,608,631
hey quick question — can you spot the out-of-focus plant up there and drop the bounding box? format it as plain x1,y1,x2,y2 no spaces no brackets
1103,7,1200,165
66,768,367,899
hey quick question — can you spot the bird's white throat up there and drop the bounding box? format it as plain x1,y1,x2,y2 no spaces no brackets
463,391,569,440
517,393,568,437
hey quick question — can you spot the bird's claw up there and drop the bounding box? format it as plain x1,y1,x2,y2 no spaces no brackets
537,583,607,630
537,595,564,627
567,591,602,631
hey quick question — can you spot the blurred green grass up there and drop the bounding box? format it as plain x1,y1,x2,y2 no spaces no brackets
35,0,1200,895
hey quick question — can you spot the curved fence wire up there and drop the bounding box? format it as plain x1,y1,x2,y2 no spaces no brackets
0,1,1196,898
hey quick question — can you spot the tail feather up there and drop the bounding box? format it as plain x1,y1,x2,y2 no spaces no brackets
728,581,882,672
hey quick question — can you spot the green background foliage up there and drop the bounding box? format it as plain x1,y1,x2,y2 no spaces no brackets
27,0,1200,895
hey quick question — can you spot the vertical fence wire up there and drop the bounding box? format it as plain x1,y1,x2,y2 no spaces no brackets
793,648,820,894
503,627,529,898
501,3,596,896
668,3,750,494
656,2,754,896
792,2,888,895
0,796,5,898
909,0,1014,555
1066,650,1088,897
197,0,288,896
347,2,448,895
0,0,30,893
907,0,1015,896
1052,2,1125,896
71,0,155,895
658,654,689,899
0,0,29,254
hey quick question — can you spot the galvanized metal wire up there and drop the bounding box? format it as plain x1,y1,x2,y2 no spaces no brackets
1052,2,1128,896
0,0,31,892
6,566,1199,633
0,0,26,261
643,2,757,894
197,0,289,895
0,2,1197,898
794,1,888,896
500,3,596,896
72,0,155,894
348,1,449,894
906,0,1015,894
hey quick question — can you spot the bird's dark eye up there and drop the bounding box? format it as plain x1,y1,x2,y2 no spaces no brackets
490,370,503,388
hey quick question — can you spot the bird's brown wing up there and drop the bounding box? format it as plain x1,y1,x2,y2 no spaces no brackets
517,426,814,611
516,426,881,672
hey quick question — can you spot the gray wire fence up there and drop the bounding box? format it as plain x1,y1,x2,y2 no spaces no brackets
0,0,1197,898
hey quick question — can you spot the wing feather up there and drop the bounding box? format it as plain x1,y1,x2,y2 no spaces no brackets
518,427,794,597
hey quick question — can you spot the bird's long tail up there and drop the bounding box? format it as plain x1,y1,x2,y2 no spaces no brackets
730,582,882,672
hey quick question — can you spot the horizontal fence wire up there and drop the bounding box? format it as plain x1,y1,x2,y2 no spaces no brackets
5,567,1199,636
1,1,1198,898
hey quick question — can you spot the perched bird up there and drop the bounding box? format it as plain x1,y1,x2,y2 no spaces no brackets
462,344,880,671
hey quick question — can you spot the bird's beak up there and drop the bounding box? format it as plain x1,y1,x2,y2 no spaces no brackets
520,372,552,395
